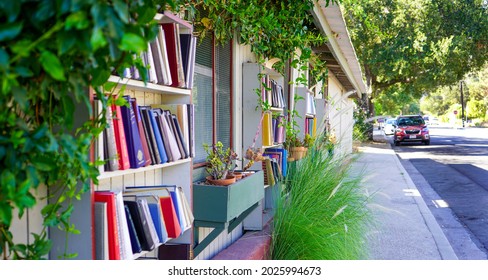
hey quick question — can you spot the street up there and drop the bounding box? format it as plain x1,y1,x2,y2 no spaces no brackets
384,125,488,259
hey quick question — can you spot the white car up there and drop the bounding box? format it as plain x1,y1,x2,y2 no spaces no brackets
383,118,397,135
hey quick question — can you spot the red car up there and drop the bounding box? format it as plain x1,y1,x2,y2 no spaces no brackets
393,115,430,146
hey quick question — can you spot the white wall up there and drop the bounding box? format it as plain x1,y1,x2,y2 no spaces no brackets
327,71,354,156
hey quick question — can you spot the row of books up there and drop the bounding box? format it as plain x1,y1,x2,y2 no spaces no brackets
262,112,285,146
304,116,317,137
94,185,193,260
96,96,195,173
261,75,286,109
120,19,196,89
262,148,287,186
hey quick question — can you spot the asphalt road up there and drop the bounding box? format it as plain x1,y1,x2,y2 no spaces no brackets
384,125,488,259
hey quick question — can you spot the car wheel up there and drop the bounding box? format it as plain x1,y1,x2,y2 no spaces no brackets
423,140,430,145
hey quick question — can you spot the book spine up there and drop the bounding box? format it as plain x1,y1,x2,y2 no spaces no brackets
131,98,152,166
94,192,121,260
139,107,158,165
105,106,119,171
148,109,168,163
111,105,130,170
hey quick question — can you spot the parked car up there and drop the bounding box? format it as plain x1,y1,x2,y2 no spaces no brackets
383,118,397,135
393,115,430,146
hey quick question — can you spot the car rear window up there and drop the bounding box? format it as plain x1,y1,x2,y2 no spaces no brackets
397,117,424,126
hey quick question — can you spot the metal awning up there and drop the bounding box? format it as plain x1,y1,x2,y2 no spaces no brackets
311,1,369,98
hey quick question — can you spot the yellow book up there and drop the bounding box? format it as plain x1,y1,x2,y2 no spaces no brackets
312,117,317,137
262,112,273,146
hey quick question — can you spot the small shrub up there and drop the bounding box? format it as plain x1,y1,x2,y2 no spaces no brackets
270,135,371,259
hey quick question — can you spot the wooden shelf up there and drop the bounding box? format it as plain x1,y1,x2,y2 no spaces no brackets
107,75,191,96
269,107,285,113
97,158,191,180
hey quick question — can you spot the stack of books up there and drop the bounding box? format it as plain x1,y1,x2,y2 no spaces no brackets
95,96,195,173
94,185,193,260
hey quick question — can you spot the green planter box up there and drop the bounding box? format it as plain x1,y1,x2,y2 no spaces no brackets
193,171,264,223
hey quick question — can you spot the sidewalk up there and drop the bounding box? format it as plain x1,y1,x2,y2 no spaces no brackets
212,129,458,260
351,130,458,260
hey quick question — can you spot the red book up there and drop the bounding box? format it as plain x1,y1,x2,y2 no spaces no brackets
130,98,151,166
159,196,182,238
111,104,130,170
94,192,121,260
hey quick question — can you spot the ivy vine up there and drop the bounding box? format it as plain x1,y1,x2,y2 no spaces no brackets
0,0,175,259
179,0,338,145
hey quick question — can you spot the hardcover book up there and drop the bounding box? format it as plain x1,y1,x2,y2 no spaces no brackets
131,98,151,166
124,204,142,254
120,96,146,168
124,200,156,251
111,104,130,170
94,192,120,260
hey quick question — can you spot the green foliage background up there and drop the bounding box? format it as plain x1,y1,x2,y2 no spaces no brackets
0,0,175,259
342,0,488,116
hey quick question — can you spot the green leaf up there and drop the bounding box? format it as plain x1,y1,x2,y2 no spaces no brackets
135,6,157,24
39,51,66,81
113,0,129,24
0,202,13,225
66,11,90,30
119,33,146,52
11,39,32,57
57,31,77,54
0,22,23,41
62,96,75,128
14,66,33,77
91,67,111,87
0,48,8,70
0,1,21,22
12,86,29,110
32,155,56,171
90,27,107,51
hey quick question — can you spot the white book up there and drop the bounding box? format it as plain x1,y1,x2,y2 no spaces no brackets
174,24,186,88
161,110,182,161
146,43,158,84
94,99,105,173
186,36,197,89
157,25,172,86
104,106,119,171
178,186,194,229
114,191,133,260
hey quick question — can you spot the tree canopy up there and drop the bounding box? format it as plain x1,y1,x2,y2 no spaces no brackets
341,0,488,115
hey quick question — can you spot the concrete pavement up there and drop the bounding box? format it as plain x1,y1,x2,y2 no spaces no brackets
351,130,458,260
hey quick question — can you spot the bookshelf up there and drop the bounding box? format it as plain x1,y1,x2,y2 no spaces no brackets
91,11,195,260
242,62,286,159
295,87,318,138
242,62,287,230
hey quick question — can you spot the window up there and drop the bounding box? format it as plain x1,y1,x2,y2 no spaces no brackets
192,36,233,163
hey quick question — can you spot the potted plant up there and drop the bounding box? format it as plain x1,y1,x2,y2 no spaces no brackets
203,141,238,186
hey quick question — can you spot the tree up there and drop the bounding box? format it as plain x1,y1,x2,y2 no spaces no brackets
341,0,488,115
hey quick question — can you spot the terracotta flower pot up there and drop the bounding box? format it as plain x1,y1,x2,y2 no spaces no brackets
290,146,308,160
206,175,236,186
230,172,244,181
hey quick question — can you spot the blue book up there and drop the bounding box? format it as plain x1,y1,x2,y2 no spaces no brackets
120,96,146,168
265,148,287,177
169,190,184,231
148,203,168,244
147,108,168,164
